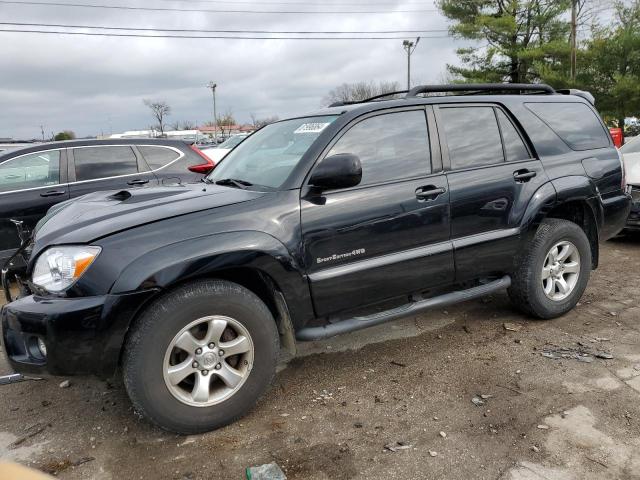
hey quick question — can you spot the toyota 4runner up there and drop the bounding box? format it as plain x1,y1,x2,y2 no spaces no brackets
1,84,631,434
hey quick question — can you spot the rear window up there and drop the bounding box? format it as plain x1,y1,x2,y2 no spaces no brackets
525,102,610,150
139,146,181,170
440,106,504,169
74,146,139,181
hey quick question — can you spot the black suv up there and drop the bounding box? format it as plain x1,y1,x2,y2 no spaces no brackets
1,84,631,434
0,139,215,267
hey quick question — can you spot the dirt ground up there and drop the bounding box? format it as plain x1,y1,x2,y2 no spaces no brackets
1,235,640,480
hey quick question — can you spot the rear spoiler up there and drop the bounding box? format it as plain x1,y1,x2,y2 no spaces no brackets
557,89,595,105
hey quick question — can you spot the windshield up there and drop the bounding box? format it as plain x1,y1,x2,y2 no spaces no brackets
218,135,247,149
206,115,337,188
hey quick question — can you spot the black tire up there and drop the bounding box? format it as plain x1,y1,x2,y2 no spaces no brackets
508,218,592,319
122,279,279,434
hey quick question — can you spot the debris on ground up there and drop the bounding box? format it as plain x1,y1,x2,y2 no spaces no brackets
531,445,540,453
384,441,412,452
540,344,613,363
471,396,485,406
503,323,522,332
429,450,438,457
390,360,407,367
59,380,70,388
9,422,49,449
439,431,447,438
246,463,287,480
537,424,549,430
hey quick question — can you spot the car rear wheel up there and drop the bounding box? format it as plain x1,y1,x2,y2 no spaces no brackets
123,279,279,434
508,218,591,319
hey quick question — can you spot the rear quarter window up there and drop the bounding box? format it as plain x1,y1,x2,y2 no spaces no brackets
525,102,610,151
139,146,181,170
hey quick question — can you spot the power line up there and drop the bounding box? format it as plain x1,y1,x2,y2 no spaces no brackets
0,22,450,34
0,1,439,14
0,28,452,40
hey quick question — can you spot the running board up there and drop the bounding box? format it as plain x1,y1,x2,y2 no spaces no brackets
296,275,511,341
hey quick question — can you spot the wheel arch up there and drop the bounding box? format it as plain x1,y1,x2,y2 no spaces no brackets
520,178,601,269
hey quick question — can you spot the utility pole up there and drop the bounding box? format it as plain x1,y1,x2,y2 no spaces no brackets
570,0,577,81
207,81,218,143
40,125,45,141
402,37,420,90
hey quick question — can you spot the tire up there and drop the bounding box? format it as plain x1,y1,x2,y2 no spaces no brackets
508,218,592,319
122,279,279,434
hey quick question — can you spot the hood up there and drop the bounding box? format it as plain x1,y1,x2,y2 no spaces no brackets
623,151,640,186
33,183,267,248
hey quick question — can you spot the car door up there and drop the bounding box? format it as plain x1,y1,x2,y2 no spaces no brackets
435,104,548,281
301,107,454,317
0,148,69,264
68,145,158,198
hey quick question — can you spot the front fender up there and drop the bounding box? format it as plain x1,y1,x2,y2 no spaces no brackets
110,231,313,327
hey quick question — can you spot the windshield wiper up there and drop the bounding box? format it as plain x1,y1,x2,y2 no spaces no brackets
215,178,253,189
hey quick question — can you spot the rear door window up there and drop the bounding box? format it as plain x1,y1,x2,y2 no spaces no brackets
440,106,504,169
525,102,610,150
139,146,181,170
496,109,531,161
0,150,61,192
327,110,431,185
73,146,139,181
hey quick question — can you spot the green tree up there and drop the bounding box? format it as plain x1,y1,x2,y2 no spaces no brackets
438,0,571,83
579,1,640,128
53,130,75,141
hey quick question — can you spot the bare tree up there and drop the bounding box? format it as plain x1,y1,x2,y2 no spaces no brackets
143,99,171,136
216,109,236,138
322,80,401,106
250,113,280,129
170,120,197,131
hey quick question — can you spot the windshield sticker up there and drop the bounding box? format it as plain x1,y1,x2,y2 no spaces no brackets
294,123,331,134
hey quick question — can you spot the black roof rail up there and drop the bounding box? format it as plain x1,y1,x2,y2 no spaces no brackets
328,90,409,107
405,83,556,98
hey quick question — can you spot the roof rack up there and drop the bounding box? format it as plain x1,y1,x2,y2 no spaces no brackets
328,90,409,107
405,83,556,98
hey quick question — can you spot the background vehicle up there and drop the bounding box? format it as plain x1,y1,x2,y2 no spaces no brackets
0,139,214,266
621,136,640,229
200,133,249,163
2,84,630,434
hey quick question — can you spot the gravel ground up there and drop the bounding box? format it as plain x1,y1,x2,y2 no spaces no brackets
1,235,639,480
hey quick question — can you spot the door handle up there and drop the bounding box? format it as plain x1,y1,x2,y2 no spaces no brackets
513,170,537,182
40,189,67,197
127,179,149,186
416,186,446,200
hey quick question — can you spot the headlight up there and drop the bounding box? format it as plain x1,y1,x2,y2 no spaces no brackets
32,246,101,292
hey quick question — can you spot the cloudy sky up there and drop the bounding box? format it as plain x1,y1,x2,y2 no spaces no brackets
0,0,469,139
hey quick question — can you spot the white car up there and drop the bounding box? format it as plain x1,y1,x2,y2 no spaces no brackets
200,134,249,163
620,136,640,230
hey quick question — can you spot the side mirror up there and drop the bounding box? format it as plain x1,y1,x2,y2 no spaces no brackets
309,153,362,190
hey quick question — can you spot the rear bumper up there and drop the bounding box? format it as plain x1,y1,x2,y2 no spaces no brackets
1,289,159,377
600,192,632,240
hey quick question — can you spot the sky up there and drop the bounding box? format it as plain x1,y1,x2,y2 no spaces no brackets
0,0,467,139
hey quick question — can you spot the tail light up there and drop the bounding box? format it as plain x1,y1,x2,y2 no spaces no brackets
188,145,215,174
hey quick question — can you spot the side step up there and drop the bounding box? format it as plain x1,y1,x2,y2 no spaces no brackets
296,275,511,341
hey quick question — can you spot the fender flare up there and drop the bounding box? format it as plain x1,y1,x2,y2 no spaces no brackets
110,230,314,328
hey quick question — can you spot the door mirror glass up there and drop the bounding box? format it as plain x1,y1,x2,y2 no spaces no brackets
309,153,362,190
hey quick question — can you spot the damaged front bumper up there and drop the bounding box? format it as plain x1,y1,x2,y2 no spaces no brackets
626,186,640,230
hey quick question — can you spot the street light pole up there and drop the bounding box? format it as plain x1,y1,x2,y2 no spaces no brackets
207,81,218,143
402,37,420,90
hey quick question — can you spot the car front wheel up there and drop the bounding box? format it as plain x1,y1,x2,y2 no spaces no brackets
123,279,279,434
